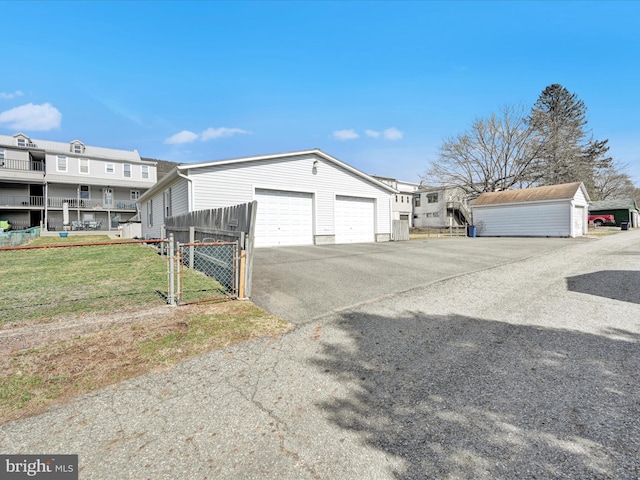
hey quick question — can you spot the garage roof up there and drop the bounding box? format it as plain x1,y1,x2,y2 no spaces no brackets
139,149,397,202
472,182,588,206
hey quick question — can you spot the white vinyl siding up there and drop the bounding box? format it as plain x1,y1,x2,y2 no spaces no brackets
335,196,375,244
254,189,314,247
189,154,391,238
171,179,189,215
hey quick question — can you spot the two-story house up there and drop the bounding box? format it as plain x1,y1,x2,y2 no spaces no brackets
370,176,420,227
413,185,472,228
0,133,157,231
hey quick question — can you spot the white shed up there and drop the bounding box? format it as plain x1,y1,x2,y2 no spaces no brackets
137,149,396,247
471,182,590,238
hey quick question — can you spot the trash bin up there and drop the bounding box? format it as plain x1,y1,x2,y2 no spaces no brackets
621,222,629,231
467,225,477,238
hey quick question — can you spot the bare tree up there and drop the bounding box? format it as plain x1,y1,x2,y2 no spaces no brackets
593,160,636,200
422,105,542,195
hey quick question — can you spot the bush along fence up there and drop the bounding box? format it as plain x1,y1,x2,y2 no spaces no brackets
163,202,256,300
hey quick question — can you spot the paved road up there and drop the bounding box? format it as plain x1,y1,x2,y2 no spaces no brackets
1,232,639,479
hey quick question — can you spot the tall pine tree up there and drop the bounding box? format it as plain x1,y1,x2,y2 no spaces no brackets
528,84,611,196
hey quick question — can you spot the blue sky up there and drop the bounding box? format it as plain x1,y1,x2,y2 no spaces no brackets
1,1,639,185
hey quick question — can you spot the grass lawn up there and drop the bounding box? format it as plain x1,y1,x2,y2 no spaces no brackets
0,235,291,424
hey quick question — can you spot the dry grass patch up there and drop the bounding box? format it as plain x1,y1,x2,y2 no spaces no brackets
0,301,290,425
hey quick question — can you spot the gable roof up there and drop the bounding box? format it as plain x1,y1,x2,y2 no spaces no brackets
589,198,639,211
139,149,397,202
472,182,589,206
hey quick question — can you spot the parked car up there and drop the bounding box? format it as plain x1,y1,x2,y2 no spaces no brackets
588,214,616,227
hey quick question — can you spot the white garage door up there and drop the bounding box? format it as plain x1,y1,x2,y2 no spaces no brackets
335,195,375,244
255,189,313,247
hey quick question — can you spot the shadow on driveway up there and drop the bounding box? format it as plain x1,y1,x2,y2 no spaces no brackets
311,312,640,479
566,270,640,305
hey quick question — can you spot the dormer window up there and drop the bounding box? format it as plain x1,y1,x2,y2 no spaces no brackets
70,141,85,154
17,138,26,148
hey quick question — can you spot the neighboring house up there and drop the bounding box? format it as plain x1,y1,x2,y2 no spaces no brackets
588,198,638,228
471,182,590,238
412,185,472,228
138,149,397,247
370,176,419,227
0,133,157,231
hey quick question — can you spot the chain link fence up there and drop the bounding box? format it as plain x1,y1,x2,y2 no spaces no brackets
175,241,239,304
0,240,170,325
0,227,41,248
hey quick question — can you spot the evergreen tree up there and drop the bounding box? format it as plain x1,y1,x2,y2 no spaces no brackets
528,84,613,196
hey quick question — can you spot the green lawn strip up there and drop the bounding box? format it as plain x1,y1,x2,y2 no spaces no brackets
0,302,290,424
1,237,232,324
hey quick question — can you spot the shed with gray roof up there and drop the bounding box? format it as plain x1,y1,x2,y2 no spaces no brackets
471,182,590,237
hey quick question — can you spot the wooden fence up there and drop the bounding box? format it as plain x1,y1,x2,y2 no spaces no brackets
164,201,257,297
392,220,410,241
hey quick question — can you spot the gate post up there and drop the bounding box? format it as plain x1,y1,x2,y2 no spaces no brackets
168,233,176,306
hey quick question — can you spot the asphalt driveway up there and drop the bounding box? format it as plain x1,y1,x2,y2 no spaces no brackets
251,236,587,323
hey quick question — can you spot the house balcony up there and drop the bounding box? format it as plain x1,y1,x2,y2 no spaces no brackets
47,197,138,211
0,195,44,208
0,159,45,181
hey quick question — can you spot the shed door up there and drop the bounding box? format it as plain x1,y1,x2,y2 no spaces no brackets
573,206,585,237
335,196,375,244
255,189,313,247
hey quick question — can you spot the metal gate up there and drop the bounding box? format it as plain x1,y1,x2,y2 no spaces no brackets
173,241,241,305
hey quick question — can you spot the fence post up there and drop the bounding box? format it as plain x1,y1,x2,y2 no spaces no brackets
168,233,176,306
189,226,195,269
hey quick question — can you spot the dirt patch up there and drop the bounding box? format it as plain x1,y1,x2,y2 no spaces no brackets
0,306,178,355
0,301,290,424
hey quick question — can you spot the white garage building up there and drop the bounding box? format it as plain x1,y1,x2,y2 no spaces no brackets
471,182,590,238
138,149,396,247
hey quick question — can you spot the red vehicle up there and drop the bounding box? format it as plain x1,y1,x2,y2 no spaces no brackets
588,214,616,227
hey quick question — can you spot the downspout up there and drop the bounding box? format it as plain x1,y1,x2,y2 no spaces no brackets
177,169,193,211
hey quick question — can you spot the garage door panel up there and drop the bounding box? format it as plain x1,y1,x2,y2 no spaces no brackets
335,196,375,244
255,189,313,247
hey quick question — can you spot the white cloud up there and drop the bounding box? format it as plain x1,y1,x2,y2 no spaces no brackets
164,130,199,144
0,103,61,130
200,127,251,141
165,127,251,144
0,90,24,100
383,127,403,141
333,129,359,141
365,129,381,138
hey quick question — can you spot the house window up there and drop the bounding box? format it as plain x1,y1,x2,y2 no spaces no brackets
163,189,172,218
72,143,84,154
147,200,153,227
80,185,90,200
57,156,67,172
141,165,149,179
395,194,398,202
0,150,4,167
123,164,132,178
130,190,140,200
79,158,89,174
427,193,439,203
17,138,26,148
106,163,115,174
433,211,441,217
413,194,421,207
